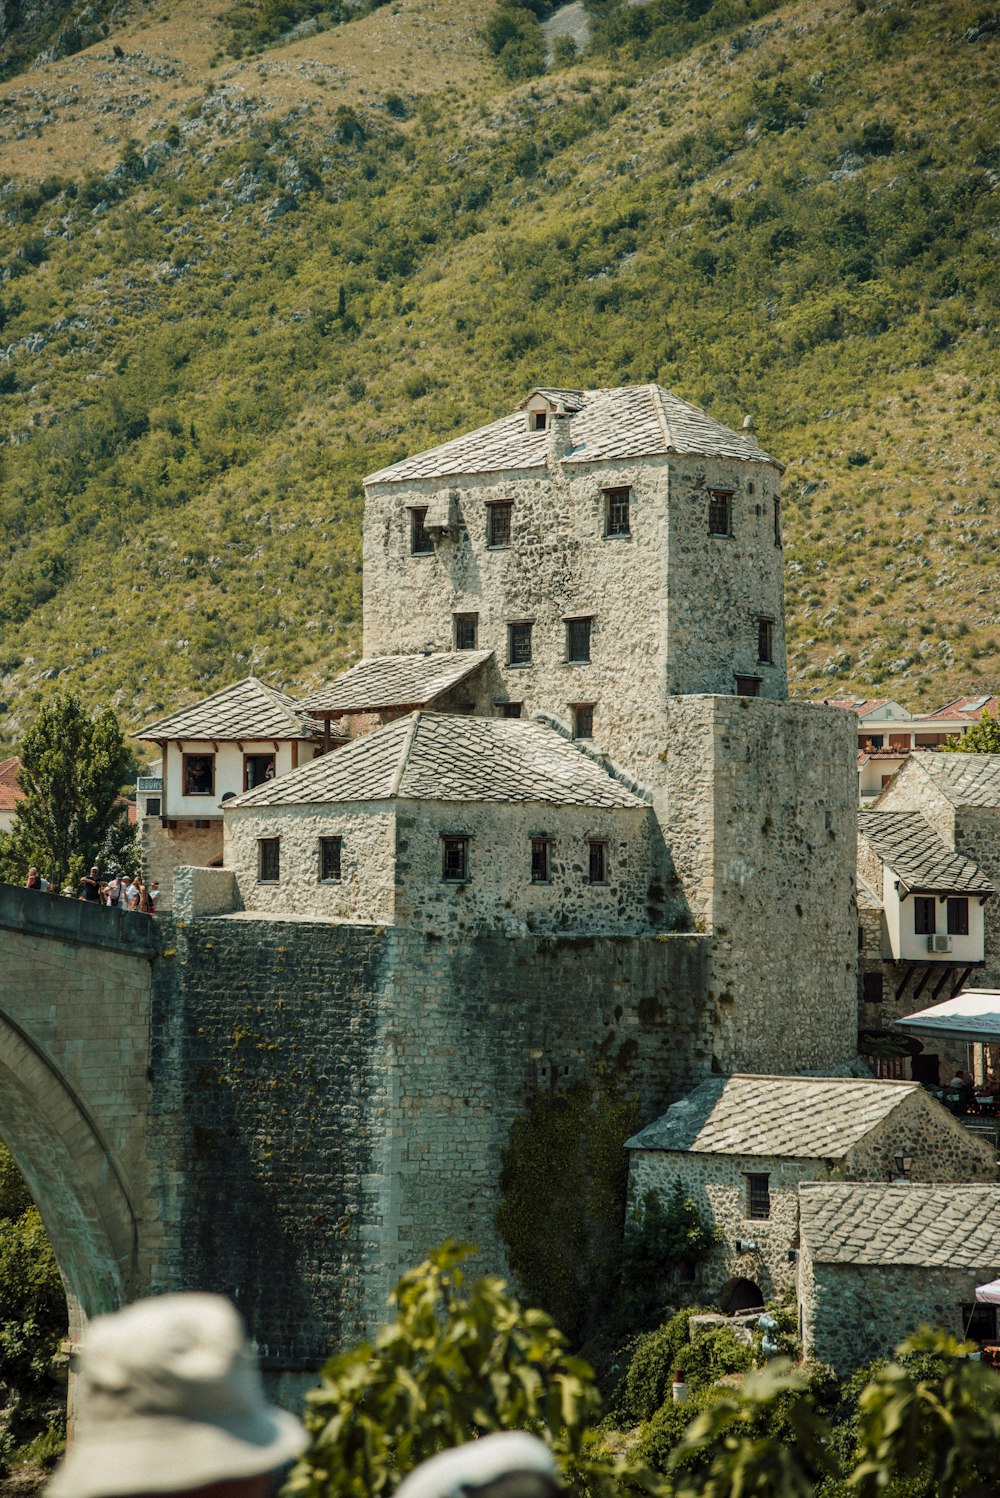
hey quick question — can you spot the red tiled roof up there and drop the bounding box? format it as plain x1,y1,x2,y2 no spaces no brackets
921,696,1000,722
0,759,24,811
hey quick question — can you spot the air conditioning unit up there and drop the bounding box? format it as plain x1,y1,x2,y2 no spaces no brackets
927,934,952,953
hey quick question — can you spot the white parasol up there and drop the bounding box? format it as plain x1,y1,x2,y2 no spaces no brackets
974,1279,1000,1304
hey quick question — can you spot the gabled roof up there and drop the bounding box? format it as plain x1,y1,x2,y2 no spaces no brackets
799,1183,1000,1267
857,810,992,894
908,751,1000,809
365,384,779,484
921,695,1000,722
625,1074,921,1160
0,757,23,812
136,677,322,742
898,989,1000,1043
231,711,649,810
299,652,492,715
823,698,909,720
521,387,588,413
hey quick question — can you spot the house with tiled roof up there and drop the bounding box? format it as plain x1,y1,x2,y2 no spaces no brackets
223,711,663,935
0,757,24,834
857,752,1000,1084
798,1183,1000,1371
134,676,328,911
626,1074,995,1315
819,695,1000,803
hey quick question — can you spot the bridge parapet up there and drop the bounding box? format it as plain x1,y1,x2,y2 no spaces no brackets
0,882,161,958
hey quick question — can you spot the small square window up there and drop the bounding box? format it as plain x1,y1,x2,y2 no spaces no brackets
914,897,936,935
508,621,532,666
566,617,593,664
757,618,774,664
502,702,522,719
145,797,161,818
735,676,761,697
320,836,342,882
746,1173,770,1220
605,486,631,537
588,840,607,884
454,613,479,651
947,897,969,936
258,838,280,883
529,411,547,432
183,753,215,797
709,490,732,536
531,838,551,884
442,836,469,882
573,704,594,740
861,972,884,1004
487,502,513,548
410,508,433,555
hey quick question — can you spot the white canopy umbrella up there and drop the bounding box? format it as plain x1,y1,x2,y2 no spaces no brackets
975,1279,1000,1305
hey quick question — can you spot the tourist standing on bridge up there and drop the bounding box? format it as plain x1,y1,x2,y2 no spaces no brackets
24,867,41,891
46,1293,306,1498
79,866,102,902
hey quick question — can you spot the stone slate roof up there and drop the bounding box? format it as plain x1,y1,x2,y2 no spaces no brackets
137,677,322,742
910,752,1000,808
857,810,992,894
365,384,779,484
625,1074,920,1160
299,652,492,714
799,1183,1000,1267
856,873,882,911
231,711,649,809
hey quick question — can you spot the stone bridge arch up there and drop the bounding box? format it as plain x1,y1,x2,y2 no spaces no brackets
0,1006,137,1337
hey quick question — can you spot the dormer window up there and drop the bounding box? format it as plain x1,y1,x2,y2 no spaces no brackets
529,411,548,432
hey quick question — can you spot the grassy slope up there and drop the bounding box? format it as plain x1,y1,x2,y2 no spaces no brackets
0,0,998,750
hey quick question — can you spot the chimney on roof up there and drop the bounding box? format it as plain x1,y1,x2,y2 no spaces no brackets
742,414,759,448
546,402,573,468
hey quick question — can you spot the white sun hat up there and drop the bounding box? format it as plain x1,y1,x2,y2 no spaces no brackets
394,1433,559,1498
47,1293,307,1498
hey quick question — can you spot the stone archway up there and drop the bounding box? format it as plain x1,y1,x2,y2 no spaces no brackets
0,1009,137,1341
718,1276,765,1314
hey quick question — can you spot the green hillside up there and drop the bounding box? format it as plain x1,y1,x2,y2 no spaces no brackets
0,0,998,749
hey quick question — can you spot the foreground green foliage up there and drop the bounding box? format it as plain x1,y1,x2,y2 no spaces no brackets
285,1241,662,1498
945,710,1000,755
0,693,136,890
0,1144,66,1475
288,1247,1000,1498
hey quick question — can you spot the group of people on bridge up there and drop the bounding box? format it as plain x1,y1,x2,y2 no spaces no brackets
24,865,160,912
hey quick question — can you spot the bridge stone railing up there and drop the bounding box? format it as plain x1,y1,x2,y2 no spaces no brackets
0,883,161,958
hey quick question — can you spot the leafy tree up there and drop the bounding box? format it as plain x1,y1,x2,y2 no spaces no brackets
0,693,136,890
945,710,1000,755
284,1241,664,1498
621,1186,719,1330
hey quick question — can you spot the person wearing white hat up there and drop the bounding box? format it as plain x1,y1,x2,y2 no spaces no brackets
394,1432,561,1498
46,1293,306,1498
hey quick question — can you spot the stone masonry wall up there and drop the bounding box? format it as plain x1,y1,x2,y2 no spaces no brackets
627,1148,825,1304
222,804,397,923
393,801,667,936
141,817,223,913
363,445,784,789
666,455,786,699
658,696,858,1074
842,1092,996,1181
799,1251,999,1374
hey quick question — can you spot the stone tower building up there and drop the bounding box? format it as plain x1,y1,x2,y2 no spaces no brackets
363,385,787,784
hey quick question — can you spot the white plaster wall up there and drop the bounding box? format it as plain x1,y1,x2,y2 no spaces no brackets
223,803,397,923
160,740,317,819
886,879,985,964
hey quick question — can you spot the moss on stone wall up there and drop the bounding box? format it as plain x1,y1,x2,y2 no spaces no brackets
495,1064,639,1344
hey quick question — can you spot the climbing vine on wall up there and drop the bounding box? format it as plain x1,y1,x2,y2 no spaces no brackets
495,1065,639,1345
